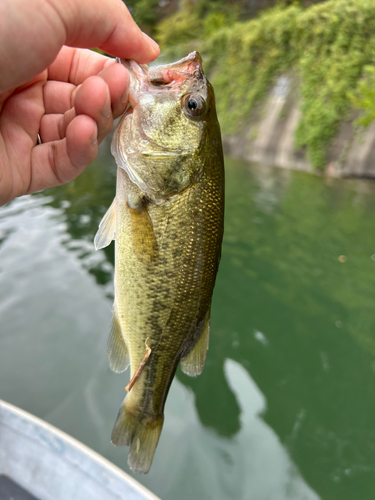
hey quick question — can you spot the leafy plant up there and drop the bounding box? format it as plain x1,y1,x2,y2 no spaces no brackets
125,0,161,34
156,0,375,169
350,65,375,128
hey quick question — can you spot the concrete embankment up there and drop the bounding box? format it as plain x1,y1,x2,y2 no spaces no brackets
222,76,375,178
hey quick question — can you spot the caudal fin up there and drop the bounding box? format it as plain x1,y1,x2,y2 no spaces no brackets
111,398,163,474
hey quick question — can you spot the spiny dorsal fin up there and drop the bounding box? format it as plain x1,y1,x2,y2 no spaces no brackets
94,198,116,250
108,306,129,373
180,310,210,377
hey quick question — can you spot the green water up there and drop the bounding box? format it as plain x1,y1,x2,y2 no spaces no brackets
2,140,375,499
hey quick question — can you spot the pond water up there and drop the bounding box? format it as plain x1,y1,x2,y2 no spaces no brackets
1,139,375,500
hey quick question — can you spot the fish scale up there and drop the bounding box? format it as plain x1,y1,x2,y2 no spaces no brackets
95,51,224,473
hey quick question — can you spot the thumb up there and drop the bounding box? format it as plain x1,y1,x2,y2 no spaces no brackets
0,0,159,92
54,0,160,61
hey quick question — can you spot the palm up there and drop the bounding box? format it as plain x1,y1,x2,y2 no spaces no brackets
0,48,129,206
0,72,47,203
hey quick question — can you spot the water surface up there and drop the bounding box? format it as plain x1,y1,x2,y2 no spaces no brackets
1,141,375,500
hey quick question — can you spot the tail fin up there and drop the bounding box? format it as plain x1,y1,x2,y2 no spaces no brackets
111,397,164,474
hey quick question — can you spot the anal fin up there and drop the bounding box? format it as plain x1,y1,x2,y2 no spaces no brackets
94,198,116,250
180,310,210,377
108,307,129,373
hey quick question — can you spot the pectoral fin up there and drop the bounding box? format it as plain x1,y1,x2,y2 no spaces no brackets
180,310,210,377
108,306,129,373
94,198,116,250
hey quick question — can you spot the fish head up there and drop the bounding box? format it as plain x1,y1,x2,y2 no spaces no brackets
111,52,220,200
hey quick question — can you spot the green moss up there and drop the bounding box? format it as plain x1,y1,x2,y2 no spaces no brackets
350,65,375,128
157,0,375,169
156,0,238,54
125,0,160,34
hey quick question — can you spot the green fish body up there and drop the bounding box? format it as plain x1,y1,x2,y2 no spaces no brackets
95,52,224,473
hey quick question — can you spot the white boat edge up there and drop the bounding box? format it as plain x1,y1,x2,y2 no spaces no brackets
0,399,162,500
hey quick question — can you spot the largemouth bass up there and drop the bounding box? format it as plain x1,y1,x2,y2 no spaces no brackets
94,52,224,474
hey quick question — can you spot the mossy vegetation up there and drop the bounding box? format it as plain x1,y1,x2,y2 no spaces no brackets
150,0,375,170
350,65,375,128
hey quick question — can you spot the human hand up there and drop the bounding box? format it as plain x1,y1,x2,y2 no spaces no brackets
0,0,159,206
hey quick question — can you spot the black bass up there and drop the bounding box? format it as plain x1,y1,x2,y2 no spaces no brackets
95,52,224,473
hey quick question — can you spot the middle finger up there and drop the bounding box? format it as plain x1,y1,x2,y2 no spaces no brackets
43,81,76,114
73,75,113,143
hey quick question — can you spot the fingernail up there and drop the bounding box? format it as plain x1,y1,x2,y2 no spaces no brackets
102,92,111,119
121,88,129,104
142,32,160,55
91,131,98,146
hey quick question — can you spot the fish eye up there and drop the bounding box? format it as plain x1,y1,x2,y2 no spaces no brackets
183,94,206,118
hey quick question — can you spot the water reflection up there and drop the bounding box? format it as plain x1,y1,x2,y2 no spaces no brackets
2,148,375,499
34,137,117,295
223,359,319,500
253,163,292,215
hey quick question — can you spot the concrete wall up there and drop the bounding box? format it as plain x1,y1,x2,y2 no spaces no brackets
222,76,375,178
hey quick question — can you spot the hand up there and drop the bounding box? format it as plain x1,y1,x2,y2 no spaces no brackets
0,0,159,206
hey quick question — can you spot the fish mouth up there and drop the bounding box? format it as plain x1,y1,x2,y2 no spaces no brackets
147,52,203,86
118,50,207,126
120,51,204,91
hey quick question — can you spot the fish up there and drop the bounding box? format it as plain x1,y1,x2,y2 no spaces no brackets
94,51,225,474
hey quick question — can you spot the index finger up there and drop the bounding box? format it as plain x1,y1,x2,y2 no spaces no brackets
48,47,113,85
